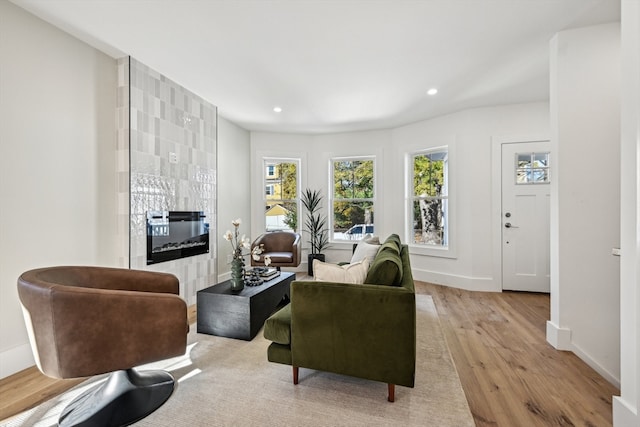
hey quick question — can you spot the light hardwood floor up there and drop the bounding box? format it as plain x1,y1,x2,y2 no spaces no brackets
416,281,619,426
0,283,618,426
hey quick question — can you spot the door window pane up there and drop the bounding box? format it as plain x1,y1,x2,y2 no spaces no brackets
516,152,550,184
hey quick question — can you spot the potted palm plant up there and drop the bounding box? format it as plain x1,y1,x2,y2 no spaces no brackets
301,188,330,275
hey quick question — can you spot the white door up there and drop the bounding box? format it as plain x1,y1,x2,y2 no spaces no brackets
501,141,550,292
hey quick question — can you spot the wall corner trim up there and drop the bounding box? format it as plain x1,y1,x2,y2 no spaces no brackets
546,320,572,350
613,396,639,427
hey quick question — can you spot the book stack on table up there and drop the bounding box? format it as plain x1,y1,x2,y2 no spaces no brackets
253,267,279,279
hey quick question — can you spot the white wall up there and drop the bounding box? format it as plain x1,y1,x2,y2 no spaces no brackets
547,23,621,386
0,1,118,378
217,116,251,281
391,104,549,290
251,102,549,288
614,1,640,425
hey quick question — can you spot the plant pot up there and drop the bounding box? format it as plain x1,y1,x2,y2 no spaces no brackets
308,253,325,276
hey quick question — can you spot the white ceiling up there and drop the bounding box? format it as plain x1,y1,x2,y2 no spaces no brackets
12,0,620,134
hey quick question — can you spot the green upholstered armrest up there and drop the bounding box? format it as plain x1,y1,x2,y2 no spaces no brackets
289,280,416,387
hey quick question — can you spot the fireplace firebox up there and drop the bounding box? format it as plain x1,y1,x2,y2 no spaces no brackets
147,211,209,265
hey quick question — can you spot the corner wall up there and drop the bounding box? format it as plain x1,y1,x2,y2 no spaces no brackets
217,116,251,281
613,1,640,425
0,1,118,377
548,23,621,386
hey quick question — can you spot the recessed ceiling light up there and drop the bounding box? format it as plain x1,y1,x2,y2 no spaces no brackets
427,88,438,96
273,106,282,113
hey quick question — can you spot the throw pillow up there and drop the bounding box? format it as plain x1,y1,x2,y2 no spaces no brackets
350,240,380,266
313,258,369,284
362,234,381,245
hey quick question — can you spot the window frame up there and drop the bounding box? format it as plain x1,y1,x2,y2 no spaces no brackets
329,155,377,242
262,157,301,233
405,145,457,259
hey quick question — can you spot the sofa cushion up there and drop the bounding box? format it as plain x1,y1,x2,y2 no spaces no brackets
314,259,369,284
377,241,400,256
267,342,292,365
364,244,403,286
384,234,402,253
263,304,292,345
350,240,380,266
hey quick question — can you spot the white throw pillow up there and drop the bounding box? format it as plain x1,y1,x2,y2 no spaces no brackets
362,234,381,245
313,258,369,284
350,240,380,266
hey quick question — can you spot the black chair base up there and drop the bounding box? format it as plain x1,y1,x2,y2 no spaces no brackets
59,368,175,427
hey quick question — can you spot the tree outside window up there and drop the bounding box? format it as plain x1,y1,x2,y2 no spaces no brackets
410,149,448,246
331,158,375,240
264,159,299,232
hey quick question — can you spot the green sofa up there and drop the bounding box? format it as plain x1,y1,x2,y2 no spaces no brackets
263,234,416,402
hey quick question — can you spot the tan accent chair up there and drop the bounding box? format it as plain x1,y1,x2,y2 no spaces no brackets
17,266,188,427
251,231,301,269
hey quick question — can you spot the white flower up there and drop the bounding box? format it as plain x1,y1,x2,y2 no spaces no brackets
264,255,272,267
231,218,242,227
223,230,233,241
250,245,261,260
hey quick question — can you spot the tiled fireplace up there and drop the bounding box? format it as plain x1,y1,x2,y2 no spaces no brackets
116,57,217,304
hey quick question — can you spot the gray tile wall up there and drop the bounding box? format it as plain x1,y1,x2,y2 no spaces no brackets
117,57,217,304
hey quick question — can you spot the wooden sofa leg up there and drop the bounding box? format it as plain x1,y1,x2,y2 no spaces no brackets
293,366,299,385
388,384,395,402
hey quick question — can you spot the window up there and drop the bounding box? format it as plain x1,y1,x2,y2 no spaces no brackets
516,152,550,184
331,157,375,240
266,165,276,177
409,148,448,247
263,159,298,232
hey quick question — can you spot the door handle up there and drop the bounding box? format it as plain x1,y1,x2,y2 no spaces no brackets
505,222,519,229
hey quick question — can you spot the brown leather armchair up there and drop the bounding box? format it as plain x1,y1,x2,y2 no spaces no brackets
251,231,301,269
17,266,188,427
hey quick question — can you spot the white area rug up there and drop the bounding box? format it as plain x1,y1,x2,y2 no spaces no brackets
4,295,473,426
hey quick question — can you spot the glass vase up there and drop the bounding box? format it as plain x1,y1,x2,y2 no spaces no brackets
230,257,245,292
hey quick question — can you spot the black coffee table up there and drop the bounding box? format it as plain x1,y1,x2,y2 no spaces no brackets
196,272,295,340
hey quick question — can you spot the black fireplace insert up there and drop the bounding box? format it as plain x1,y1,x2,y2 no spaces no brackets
146,211,209,265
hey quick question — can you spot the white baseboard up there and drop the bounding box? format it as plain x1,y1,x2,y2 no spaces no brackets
570,341,620,388
411,268,500,292
0,342,35,379
546,321,621,388
546,320,572,350
613,396,639,427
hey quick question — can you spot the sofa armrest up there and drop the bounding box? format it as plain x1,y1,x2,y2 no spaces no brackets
290,280,416,387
